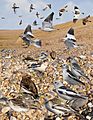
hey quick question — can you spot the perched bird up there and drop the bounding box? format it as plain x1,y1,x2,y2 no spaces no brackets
45,97,75,117
63,28,78,50
12,3,19,14
62,64,85,85
39,51,48,61
19,20,22,25
28,61,48,72
67,57,89,79
43,4,51,11
54,80,86,101
59,5,68,16
8,96,29,112
20,74,39,99
29,4,35,12
82,15,91,25
42,12,54,32
73,6,80,23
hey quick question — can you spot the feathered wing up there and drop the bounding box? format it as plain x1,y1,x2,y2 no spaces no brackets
24,25,34,38
32,39,42,48
42,12,54,30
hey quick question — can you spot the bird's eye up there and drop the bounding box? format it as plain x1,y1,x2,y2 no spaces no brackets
54,81,58,84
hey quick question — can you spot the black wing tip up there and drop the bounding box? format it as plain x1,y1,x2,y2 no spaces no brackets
74,6,79,9
68,28,74,35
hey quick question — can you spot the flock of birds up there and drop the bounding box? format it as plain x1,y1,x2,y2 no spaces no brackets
0,2,92,28
0,1,93,120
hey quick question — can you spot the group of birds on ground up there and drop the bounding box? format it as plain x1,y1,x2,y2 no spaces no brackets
0,47,93,119
0,1,93,120
0,2,92,27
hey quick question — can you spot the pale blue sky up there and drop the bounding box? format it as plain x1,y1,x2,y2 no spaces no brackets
0,0,93,30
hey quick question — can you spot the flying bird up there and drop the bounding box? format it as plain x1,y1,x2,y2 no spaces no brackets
1,17,5,19
29,4,35,12
36,12,40,18
20,34,41,48
82,15,91,25
24,24,34,38
40,16,44,19
63,28,78,50
12,3,19,14
18,15,22,18
73,6,80,23
19,20,22,25
42,12,54,32
43,4,51,11
20,25,41,47
33,20,38,26
59,5,68,16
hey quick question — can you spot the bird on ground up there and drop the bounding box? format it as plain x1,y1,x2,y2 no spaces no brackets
67,57,89,80
54,80,86,101
38,51,48,61
12,3,19,14
62,64,85,85
8,96,29,112
20,74,39,99
28,60,48,73
45,97,75,117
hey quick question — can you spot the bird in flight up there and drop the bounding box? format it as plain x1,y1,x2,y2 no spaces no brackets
12,3,19,14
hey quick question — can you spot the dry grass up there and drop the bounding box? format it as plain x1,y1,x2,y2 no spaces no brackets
0,17,93,53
